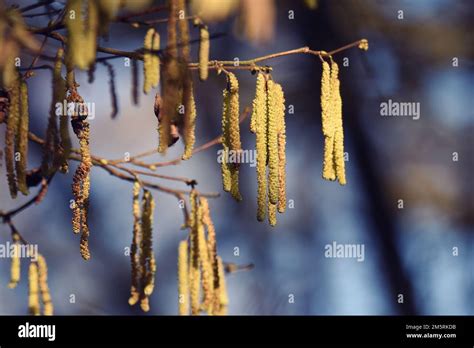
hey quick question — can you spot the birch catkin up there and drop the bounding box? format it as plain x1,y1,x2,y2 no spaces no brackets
178,240,189,315
220,89,231,192
331,60,346,185
8,239,21,289
189,192,201,315
197,204,214,312
5,77,19,198
129,181,142,306
321,60,336,181
255,75,268,221
250,73,265,134
37,255,53,315
28,262,40,316
226,73,242,201
16,81,29,195
198,26,210,81
275,85,287,213
143,28,160,94
215,256,228,315
141,190,156,300
181,80,196,160
267,80,279,205
201,198,218,295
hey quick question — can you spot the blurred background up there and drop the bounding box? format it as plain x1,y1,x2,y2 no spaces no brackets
0,0,473,315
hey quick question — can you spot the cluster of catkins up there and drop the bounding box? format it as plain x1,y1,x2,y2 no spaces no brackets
178,190,228,315
320,59,346,185
141,0,209,160
4,73,29,198
128,182,156,312
8,233,53,315
219,72,287,227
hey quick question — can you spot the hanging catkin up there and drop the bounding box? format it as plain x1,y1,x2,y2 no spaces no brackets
8,237,21,289
221,73,242,201
220,89,231,192
69,86,92,260
143,28,160,94
177,0,191,60
189,190,201,315
65,0,98,70
28,262,40,316
250,73,265,134
195,203,213,312
198,26,209,81
181,78,196,160
321,60,336,181
129,181,142,306
102,61,118,118
331,60,346,185
140,190,156,311
215,256,228,315
266,80,279,205
5,76,20,198
255,75,268,221
178,240,190,315
200,198,218,297
275,83,287,213
16,81,29,195
37,254,53,315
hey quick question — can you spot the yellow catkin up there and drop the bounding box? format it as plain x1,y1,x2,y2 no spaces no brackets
143,28,154,94
129,181,142,306
178,240,190,315
227,73,242,201
37,255,53,315
84,0,98,66
250,73,265,134
267,80,279,205
5,77,20,198
197,206,213,312
177,0,191,60
256,76,268,221
152,32,161,87
65,0,86,69
321,60,336,181
331,61,346,185
181,81,197,160
16,80,29,195
215,256,228,315
28,262,40,316
220,89,231,192
275,84,287,214
268,202,277,227
8,240,21,289
198,26,209,81
200,198,219,310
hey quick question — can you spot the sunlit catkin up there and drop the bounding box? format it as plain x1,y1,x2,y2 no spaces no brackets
28,262,40,316
16,81,29,195
181,81,197,160
215,256,228,315
5,77,20,198
275,85,287,214
143,28,160,94
200,198,218,293
331,60,346,185
129,181,142,306
189,191,201,315
37,255,53,315
267,80,279,205
227,73,242,201
321,60,336,181
250,73,265,134
198,26,210,81
197,204,214,312
256,76,268,221
65,0,86,69
268,202,277,227
178,240,190,315
8,239,20,289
